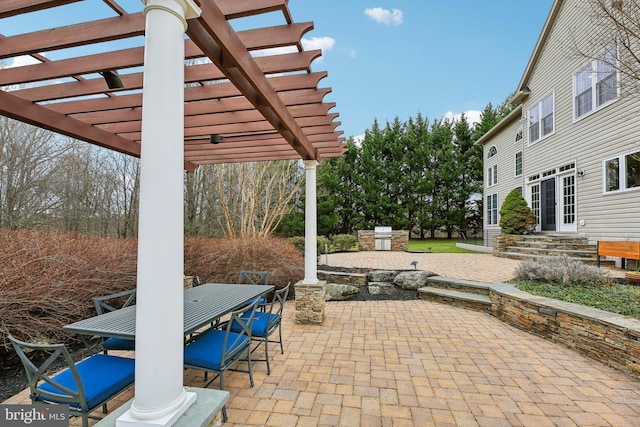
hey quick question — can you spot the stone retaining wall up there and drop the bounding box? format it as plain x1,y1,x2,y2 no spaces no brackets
317,270,366,287
490,284,640,380
492,234,518,257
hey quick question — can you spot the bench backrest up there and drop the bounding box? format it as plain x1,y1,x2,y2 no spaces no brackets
598,241,640,259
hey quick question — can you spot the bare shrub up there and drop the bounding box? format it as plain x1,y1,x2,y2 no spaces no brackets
0,229,137,364
184,235,304,291
1,230,303,366
514,255,612,285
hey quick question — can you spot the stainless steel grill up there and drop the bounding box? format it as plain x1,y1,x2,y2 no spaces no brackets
374,226,392,251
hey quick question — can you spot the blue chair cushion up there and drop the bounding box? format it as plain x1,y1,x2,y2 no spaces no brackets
37,354,135,410
242,297,265,308
231,312,281,337
184,329,249,371
103,337,135,351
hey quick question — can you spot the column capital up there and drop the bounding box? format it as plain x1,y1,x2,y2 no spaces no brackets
304,160,319,169
142,0,201,30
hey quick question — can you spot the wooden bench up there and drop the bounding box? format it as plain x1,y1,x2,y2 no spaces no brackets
597,241,640,268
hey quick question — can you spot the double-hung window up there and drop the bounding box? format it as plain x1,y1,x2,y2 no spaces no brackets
528,93,554,144
515,152,523,177
487,194,498,226
487,164,497,187
574,48,619,119
604,150,640,193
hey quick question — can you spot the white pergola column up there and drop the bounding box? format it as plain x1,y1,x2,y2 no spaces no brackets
117,1,201,426
303,160,319,284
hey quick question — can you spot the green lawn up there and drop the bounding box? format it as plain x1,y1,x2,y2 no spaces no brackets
408,239,482,254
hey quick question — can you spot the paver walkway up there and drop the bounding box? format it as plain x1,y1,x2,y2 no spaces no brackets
321,251,523,282
322,251,626,281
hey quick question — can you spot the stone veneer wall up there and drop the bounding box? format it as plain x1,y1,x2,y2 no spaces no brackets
317,271,366,286
294,281,326,324
357,230,409,251
492,234,517,257
490,284,640,380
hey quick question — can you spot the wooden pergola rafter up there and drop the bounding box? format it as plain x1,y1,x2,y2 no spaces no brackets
0,0,345,170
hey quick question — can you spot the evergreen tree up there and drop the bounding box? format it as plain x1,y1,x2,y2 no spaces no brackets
499,189,536,234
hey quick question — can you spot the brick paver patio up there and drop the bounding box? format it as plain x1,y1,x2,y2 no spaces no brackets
4,253,637,426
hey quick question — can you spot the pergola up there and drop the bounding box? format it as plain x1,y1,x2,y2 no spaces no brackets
0,1,344,425
0,0,345,167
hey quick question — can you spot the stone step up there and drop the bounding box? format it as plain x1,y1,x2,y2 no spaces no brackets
506,246,598,257
499,251,615,266
515,234,588,243
425,276,491,296
513,241,597,251
418,287,491,312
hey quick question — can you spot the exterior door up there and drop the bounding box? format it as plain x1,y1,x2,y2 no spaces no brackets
559,174,577,232
541,177,556,231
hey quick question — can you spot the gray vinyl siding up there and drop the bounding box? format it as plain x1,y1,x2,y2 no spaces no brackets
482,115,525,246
487,0,640,244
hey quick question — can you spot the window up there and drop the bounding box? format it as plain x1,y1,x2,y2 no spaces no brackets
604,150,640,193
574,48,619,119
515,152,523,176
487,146,497,159
487,194,498,225
487,164,497,187
528,93,554,144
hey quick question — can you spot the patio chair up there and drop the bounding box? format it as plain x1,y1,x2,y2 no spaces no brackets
8,335,135,427
183,298,260,422
237,270,270,308
230,282,290,375
93,289,136,353
237,270,270,286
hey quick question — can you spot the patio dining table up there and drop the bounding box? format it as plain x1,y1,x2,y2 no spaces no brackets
63,284,273,340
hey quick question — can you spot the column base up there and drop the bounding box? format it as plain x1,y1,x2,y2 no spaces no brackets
96,388,227,427
294,280,326,325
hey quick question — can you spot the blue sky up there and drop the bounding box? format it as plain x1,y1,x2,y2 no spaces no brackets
2,1,555,141
287,1,555,140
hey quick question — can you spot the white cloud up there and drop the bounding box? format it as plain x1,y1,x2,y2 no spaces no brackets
444,110,482,126
301,37,336,55
364,8,403,26
8,55,43,68
352,134,365,146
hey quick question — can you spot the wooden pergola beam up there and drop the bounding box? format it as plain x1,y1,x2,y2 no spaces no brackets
187,1,316,160
0,90,139,156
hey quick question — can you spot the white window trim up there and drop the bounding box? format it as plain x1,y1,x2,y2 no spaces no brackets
487,164,498,188
602,149,640,194
486,193,499,227
515,151,523,177
528,92,555,146
573,48,620,122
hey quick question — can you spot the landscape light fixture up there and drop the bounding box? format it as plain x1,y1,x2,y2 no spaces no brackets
209,134,224,144
100,70,124,89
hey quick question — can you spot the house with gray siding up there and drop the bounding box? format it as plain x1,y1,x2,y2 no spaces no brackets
478,0,640,247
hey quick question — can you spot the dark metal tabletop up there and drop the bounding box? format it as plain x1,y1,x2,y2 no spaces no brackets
63,284,273,340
